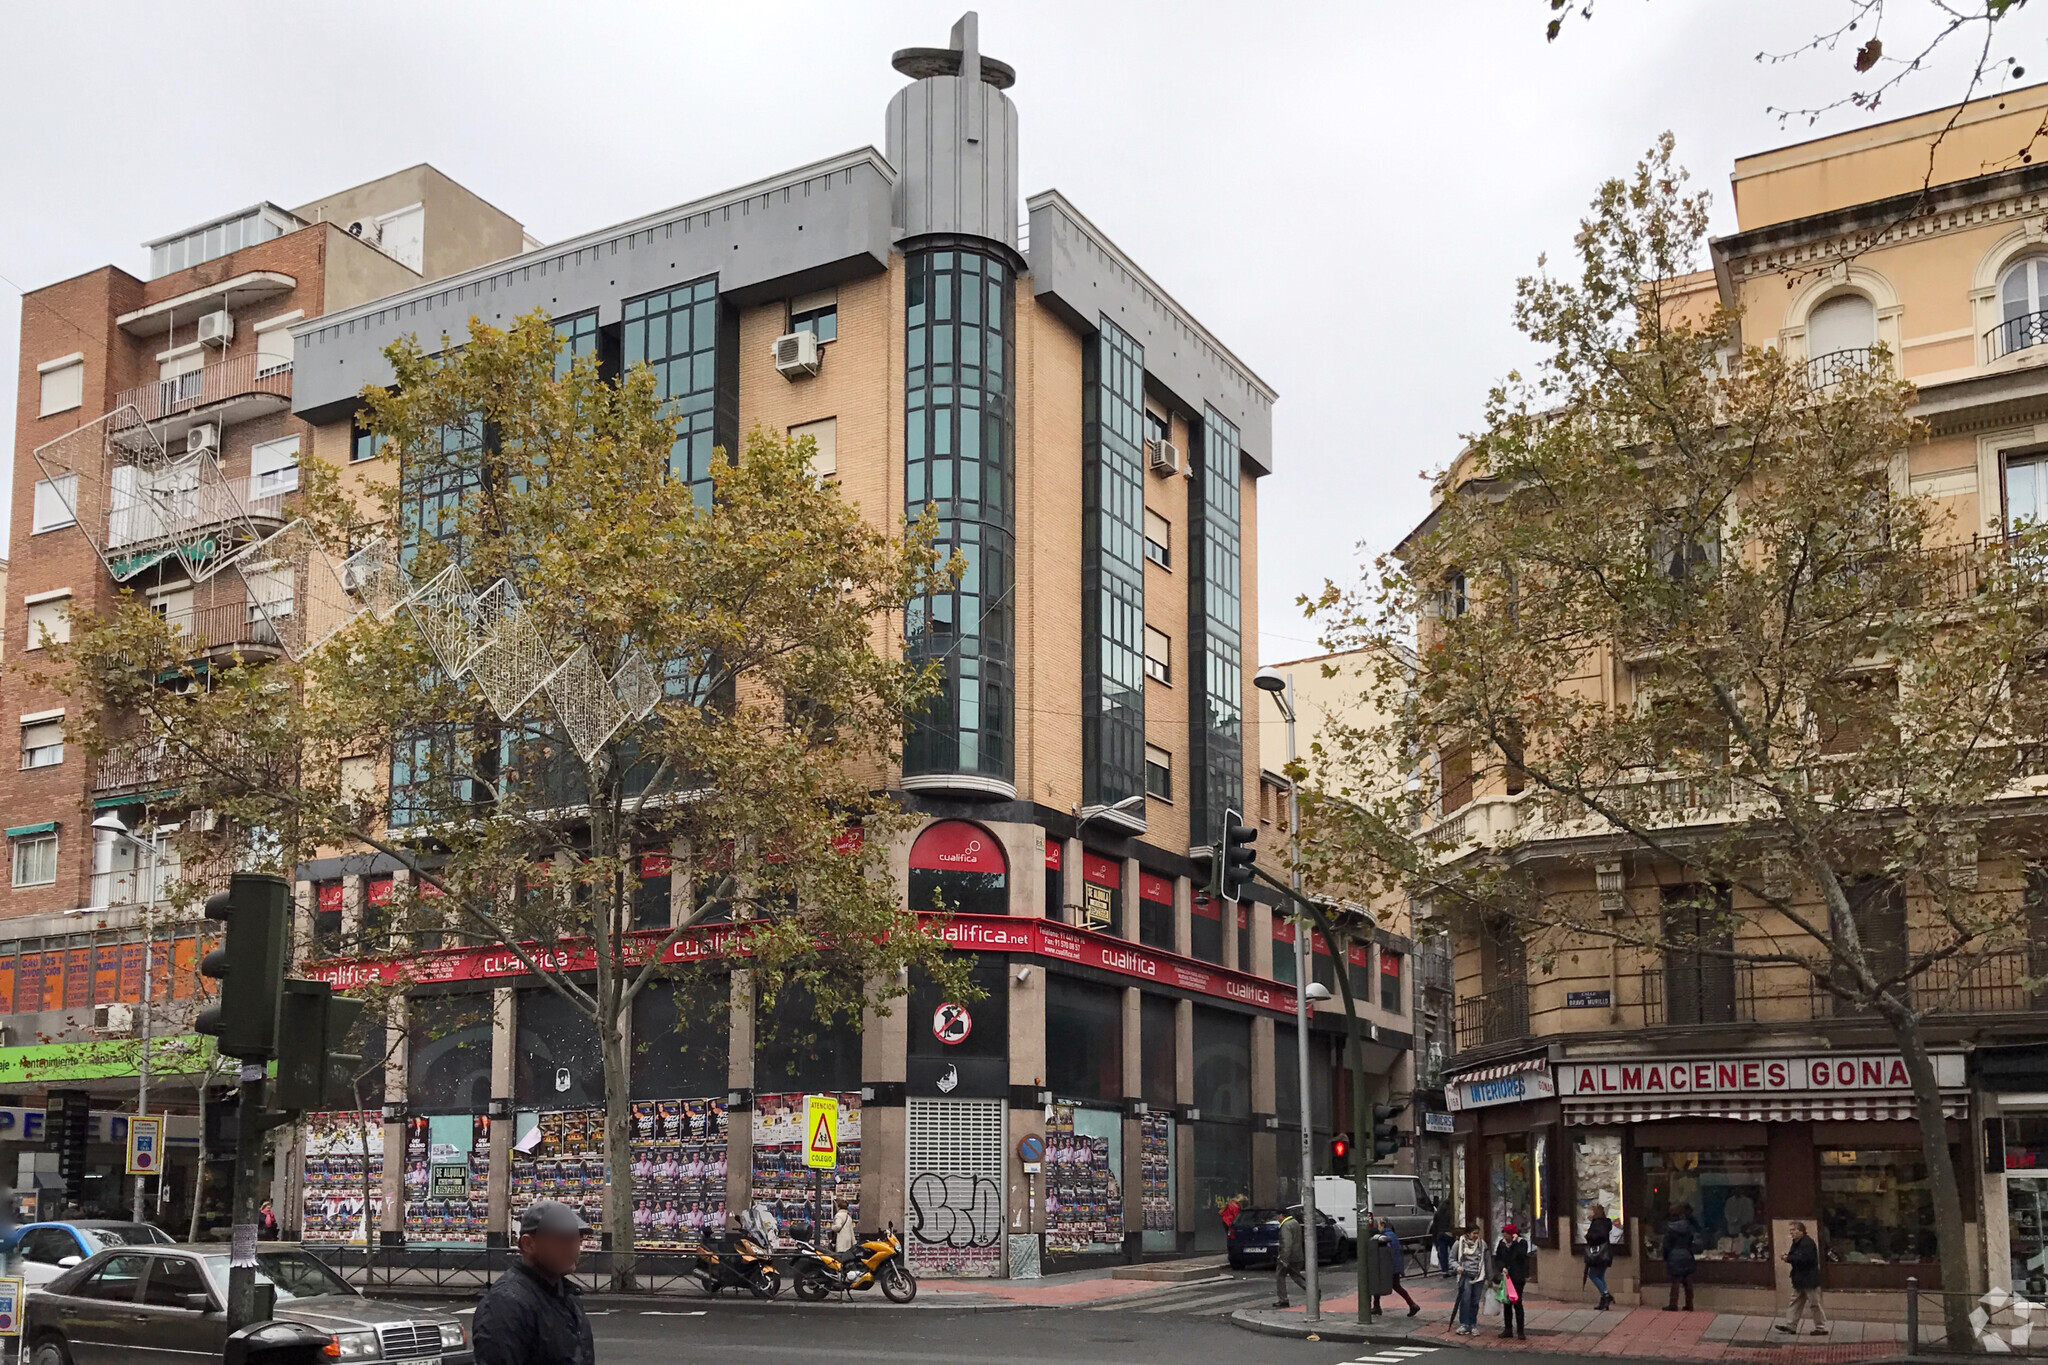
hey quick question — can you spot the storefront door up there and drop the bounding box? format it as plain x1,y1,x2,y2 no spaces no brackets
904,1097,1006,1277
2010,1174,2048,1300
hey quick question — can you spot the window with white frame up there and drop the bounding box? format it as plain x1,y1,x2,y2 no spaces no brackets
2007,450,2048,529
20,715,63,770
158,348,205,407
2003,259,2048,332
245,565,294,624
1145,743,1172,800
1144,624,1172,684
37,356,82,417
255,322,295,377
1807,293,1877,360
31,475,76,534
789,417,837,479
250,436,300,496
1144,508,1171,568
23,594,70,650
11,832,57,888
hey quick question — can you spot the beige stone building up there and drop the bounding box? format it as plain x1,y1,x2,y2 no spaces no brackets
1418,87,2048,1311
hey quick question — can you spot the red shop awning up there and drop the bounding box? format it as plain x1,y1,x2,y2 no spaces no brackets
910,821,1007,874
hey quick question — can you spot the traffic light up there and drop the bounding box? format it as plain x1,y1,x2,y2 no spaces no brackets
1220,811,1258,902
1372,1103,1403,1162
195,873,291,1061
272,980,366,1114
1329,1132,1352,1176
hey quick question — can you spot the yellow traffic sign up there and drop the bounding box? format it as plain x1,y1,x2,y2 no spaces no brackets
805,1094,839,1170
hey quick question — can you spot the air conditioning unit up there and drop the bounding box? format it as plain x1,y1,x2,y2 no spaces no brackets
1148,439,1182,476
347,221,366,238
341,558,372,594
187,423,219,456
93,1003,134,1034
193,807,221,833
772,330,822,380
196,310,234,346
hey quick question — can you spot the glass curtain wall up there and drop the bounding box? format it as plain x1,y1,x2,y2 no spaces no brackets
1189,409,1244,846
904,246,1017,785
623,279,720,504
1083,317,1147,808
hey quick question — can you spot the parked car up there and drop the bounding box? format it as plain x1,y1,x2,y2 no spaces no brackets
1363,1173,1438,1244
22,1242,472,1365
1226,1205,1342,1270
1,1221,175,1290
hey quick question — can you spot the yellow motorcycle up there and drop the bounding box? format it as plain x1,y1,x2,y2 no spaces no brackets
790,1226,917,1303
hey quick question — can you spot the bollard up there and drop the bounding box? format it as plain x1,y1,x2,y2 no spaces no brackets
1905,1276,1918,1359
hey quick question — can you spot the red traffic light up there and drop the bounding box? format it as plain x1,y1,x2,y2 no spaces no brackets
1330,1135,1350,1160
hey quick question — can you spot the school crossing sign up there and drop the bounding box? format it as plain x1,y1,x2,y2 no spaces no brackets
805,1093,839,1171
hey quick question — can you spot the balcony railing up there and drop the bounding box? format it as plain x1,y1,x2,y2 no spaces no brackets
107,472,287,552
1805,346,1878,390
113,353,292,426
1988,310,2048,361
170,600,285,657
1454,981,1529,1050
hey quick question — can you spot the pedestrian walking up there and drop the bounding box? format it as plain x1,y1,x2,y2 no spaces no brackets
1583,1203,1616,1311
1491,1220,1532,1339
1220,1193,1243,1235
1370,1215,1421,1316
1774,1221,1830,1336
1273,1208,1308,1308
1430,1196,1454,1275
474,1199,597,1365
1661,1202,1699,1312
831,1199,857,1256
257,1198,279,1241
1449,1220,1488,1336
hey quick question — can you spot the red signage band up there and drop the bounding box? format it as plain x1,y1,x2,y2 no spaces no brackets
910,821,1007,874
1347,943,1372,968
1081,851,1121,888
1381,951,1403,977
307,913,1301,1015
1272,919,1294,944
1138,872,1174,905
1044,842,1062,871
316,883,344,913
640,853,674,878
366,878,395,907
1192,894,1220,921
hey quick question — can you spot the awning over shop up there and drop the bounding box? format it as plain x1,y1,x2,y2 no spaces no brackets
1565,1094,1966,1124
1450,1055,1550,1085
0,1035,219,1085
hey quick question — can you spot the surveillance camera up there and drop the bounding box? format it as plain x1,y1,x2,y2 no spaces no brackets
1015,965,1033,984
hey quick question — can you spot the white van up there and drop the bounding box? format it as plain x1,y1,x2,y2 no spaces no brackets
1313,1175,1364,1252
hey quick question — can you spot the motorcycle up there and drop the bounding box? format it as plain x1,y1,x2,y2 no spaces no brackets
789,1225,917,1303
684,1224,783,1299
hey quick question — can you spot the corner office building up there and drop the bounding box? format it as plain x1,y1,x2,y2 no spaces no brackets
276,15,1419,1273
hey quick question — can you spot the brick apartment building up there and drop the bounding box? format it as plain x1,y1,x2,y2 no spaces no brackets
2,166,527,1218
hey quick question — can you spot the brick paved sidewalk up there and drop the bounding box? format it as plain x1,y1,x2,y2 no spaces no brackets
1235,1272,1914,1362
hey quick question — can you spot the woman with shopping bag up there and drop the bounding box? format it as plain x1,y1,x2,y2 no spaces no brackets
1492,1221,1533,1339
1449,1219,1489,1336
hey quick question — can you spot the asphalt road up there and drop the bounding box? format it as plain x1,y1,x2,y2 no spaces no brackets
428,1272,1499,1365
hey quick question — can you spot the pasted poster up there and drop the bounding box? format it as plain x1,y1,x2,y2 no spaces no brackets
1046,1102,1123,1254
508,1106,606,1249
1140,1111,1175,1249
299,1112,384,1244
403,1114,491,1246
625,1098,728,1250
749,1091,860,1246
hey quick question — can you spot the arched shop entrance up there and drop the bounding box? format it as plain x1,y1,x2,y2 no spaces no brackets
908,821,1009,915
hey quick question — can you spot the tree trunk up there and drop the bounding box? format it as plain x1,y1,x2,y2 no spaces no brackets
188,1084,207,1243
603,1011,636,1291
1889,1010,1976,1350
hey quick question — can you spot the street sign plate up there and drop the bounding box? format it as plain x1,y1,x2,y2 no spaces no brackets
0,1276,22,1335
126,1115,161,1176
1017,1133,1045,1164
805,1094,838,1170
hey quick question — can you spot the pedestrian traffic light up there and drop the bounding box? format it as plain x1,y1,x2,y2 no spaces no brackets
1330,1132,1352,1175
1372,1103,1403,1161
1220,811,1258,902
272,980,366,1114
195,873,291,1061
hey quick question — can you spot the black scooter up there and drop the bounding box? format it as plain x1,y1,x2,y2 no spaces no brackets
684,1225,782,1299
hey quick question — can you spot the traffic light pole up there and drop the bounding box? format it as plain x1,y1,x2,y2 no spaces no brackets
227,1063,270,1330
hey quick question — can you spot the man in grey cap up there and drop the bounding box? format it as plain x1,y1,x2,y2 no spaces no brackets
473,1200,597,1365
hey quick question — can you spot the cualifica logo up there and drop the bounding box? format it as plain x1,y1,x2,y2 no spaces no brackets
935,838,985,865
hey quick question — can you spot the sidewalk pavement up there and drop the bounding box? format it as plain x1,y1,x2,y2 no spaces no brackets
1231,1272,1917,1363
537,1261,1204,1312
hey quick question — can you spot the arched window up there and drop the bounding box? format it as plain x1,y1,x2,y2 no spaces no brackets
1997,258,2048,357
908,820,1009,916
1807,293,1876,359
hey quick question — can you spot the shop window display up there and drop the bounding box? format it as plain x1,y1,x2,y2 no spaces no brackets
1640,1148,1770,1262
2008,1115,2048,1299
1818,1148,1936,1264
299,1112,384,1243
750,1091,861,1245
1574,1131,1623,1244
1047,1101,1124,1253
1487,1134,1536,1233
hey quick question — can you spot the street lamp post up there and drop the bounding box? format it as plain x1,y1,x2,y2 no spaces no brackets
1256,667,1326,1321
91,813,156,1223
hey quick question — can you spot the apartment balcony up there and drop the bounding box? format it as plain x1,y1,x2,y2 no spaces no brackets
1636,956,2041,1028
92,741,180,802
1804,346,1881,391
104,470,288,566
1987,310,2048,362
111,353,292,449
169,600,286,661
1453,981,1529,1051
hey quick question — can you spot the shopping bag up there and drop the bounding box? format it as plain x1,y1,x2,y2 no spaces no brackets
1505,1277,1521,1304
1481,1287,1503,1321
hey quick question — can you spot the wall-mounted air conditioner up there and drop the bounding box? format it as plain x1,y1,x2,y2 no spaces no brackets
196,311,234,346
93,1003,135,1034
1148,439,1181,476
773,330,821,380
187,423,219,456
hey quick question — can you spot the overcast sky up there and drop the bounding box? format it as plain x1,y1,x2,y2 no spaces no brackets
3,1,2041,662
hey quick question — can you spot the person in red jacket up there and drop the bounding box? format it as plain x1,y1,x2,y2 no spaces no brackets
1220,1195,1243,1233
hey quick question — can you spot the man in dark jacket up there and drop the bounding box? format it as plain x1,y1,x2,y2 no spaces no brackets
1774,1221,1830,1336
1430,1198,1455,1275
1661,1204,1699,1312
1274,1210,1308,1307
474,1200,597,1365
